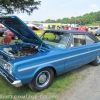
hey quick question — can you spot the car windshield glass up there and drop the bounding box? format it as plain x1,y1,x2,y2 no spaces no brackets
40,31,70,48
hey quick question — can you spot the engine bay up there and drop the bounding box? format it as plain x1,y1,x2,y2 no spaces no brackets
2,43,39,58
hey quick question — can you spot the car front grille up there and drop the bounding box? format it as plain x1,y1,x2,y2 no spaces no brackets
0,58,7,68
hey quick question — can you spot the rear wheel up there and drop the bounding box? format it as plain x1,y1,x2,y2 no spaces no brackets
91,56,100,66
28,68,54,92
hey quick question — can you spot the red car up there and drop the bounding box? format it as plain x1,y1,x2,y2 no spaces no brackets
0,27,8,36
0,23,4,28
3,25,39,39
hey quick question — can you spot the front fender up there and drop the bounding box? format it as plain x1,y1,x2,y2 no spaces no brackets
12,63,56,84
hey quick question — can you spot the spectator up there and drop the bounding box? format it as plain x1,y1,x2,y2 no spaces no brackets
68,26,71,30
57,26,60,30
1,31,12,44
65,25,69,30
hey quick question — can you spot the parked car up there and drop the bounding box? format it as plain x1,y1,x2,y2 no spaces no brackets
94,28,100,36
89,26,99,30
0,16,100,92
89,26,99,34
0,23,4,28
27,24,44,36
3,26,43,39
0,27,8,36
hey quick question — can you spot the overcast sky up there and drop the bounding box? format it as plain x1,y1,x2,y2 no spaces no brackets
15,0,100,21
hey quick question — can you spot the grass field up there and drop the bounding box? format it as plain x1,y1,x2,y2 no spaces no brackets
0,71,79,100
86,21,100,26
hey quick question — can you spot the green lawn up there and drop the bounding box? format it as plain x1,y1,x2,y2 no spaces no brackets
0,71,79,100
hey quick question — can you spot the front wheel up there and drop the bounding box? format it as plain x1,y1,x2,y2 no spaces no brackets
28,68,54,92
91,56,100,66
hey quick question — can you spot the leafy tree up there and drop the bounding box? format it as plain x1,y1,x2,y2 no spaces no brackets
45,19,56,23
56,18,62,23
95,11,100,21
0,0,41,15
76,16,82,25
62,18,70,24
70,16,76,24
45,10,100,25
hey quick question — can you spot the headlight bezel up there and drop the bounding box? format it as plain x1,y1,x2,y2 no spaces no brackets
3,63,12,74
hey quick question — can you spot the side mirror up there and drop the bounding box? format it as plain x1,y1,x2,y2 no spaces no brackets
14,36,18,40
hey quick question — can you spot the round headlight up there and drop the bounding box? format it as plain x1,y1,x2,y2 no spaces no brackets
3,63,12,74
3,64,8,69
7,64,12,74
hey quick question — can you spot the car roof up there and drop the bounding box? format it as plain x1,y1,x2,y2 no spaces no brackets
45,29,99,42
45,29,88,34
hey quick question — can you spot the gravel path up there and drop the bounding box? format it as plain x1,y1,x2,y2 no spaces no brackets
58,64,100,100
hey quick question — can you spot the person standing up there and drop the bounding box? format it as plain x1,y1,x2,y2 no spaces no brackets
1,31,12,44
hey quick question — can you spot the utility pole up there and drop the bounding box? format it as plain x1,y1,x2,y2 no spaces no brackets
74,12,77,27
75,16,76,24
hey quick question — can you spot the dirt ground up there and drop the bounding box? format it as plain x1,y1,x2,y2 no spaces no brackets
58,64,100,100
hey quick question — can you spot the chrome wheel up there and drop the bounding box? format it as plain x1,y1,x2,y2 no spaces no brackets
91,55,100,66
97,56,100,63
36,71,50,87
28,68,54,92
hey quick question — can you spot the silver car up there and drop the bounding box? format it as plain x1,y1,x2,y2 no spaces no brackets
94,28,100,36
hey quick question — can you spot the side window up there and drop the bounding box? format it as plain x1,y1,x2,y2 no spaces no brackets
41,32,56,41
41,31,63,43
73,34,86,46
85,35,95,44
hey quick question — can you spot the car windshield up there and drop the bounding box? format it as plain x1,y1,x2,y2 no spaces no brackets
40,31,70,48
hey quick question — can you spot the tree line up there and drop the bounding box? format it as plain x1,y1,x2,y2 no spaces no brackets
45,11,100,25
0,0,100,25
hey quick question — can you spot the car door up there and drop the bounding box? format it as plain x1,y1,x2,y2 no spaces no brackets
64,33,100,72
84,34,100,62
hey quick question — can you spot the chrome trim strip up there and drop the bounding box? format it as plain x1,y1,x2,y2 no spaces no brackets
18,48,100,72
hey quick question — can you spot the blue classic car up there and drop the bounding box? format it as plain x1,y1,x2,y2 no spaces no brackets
0,16,100,92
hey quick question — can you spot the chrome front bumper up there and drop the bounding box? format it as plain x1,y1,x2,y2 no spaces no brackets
0,69,23,87
12,80,22,87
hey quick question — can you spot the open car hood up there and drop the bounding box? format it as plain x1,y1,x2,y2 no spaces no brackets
0,16,48,48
